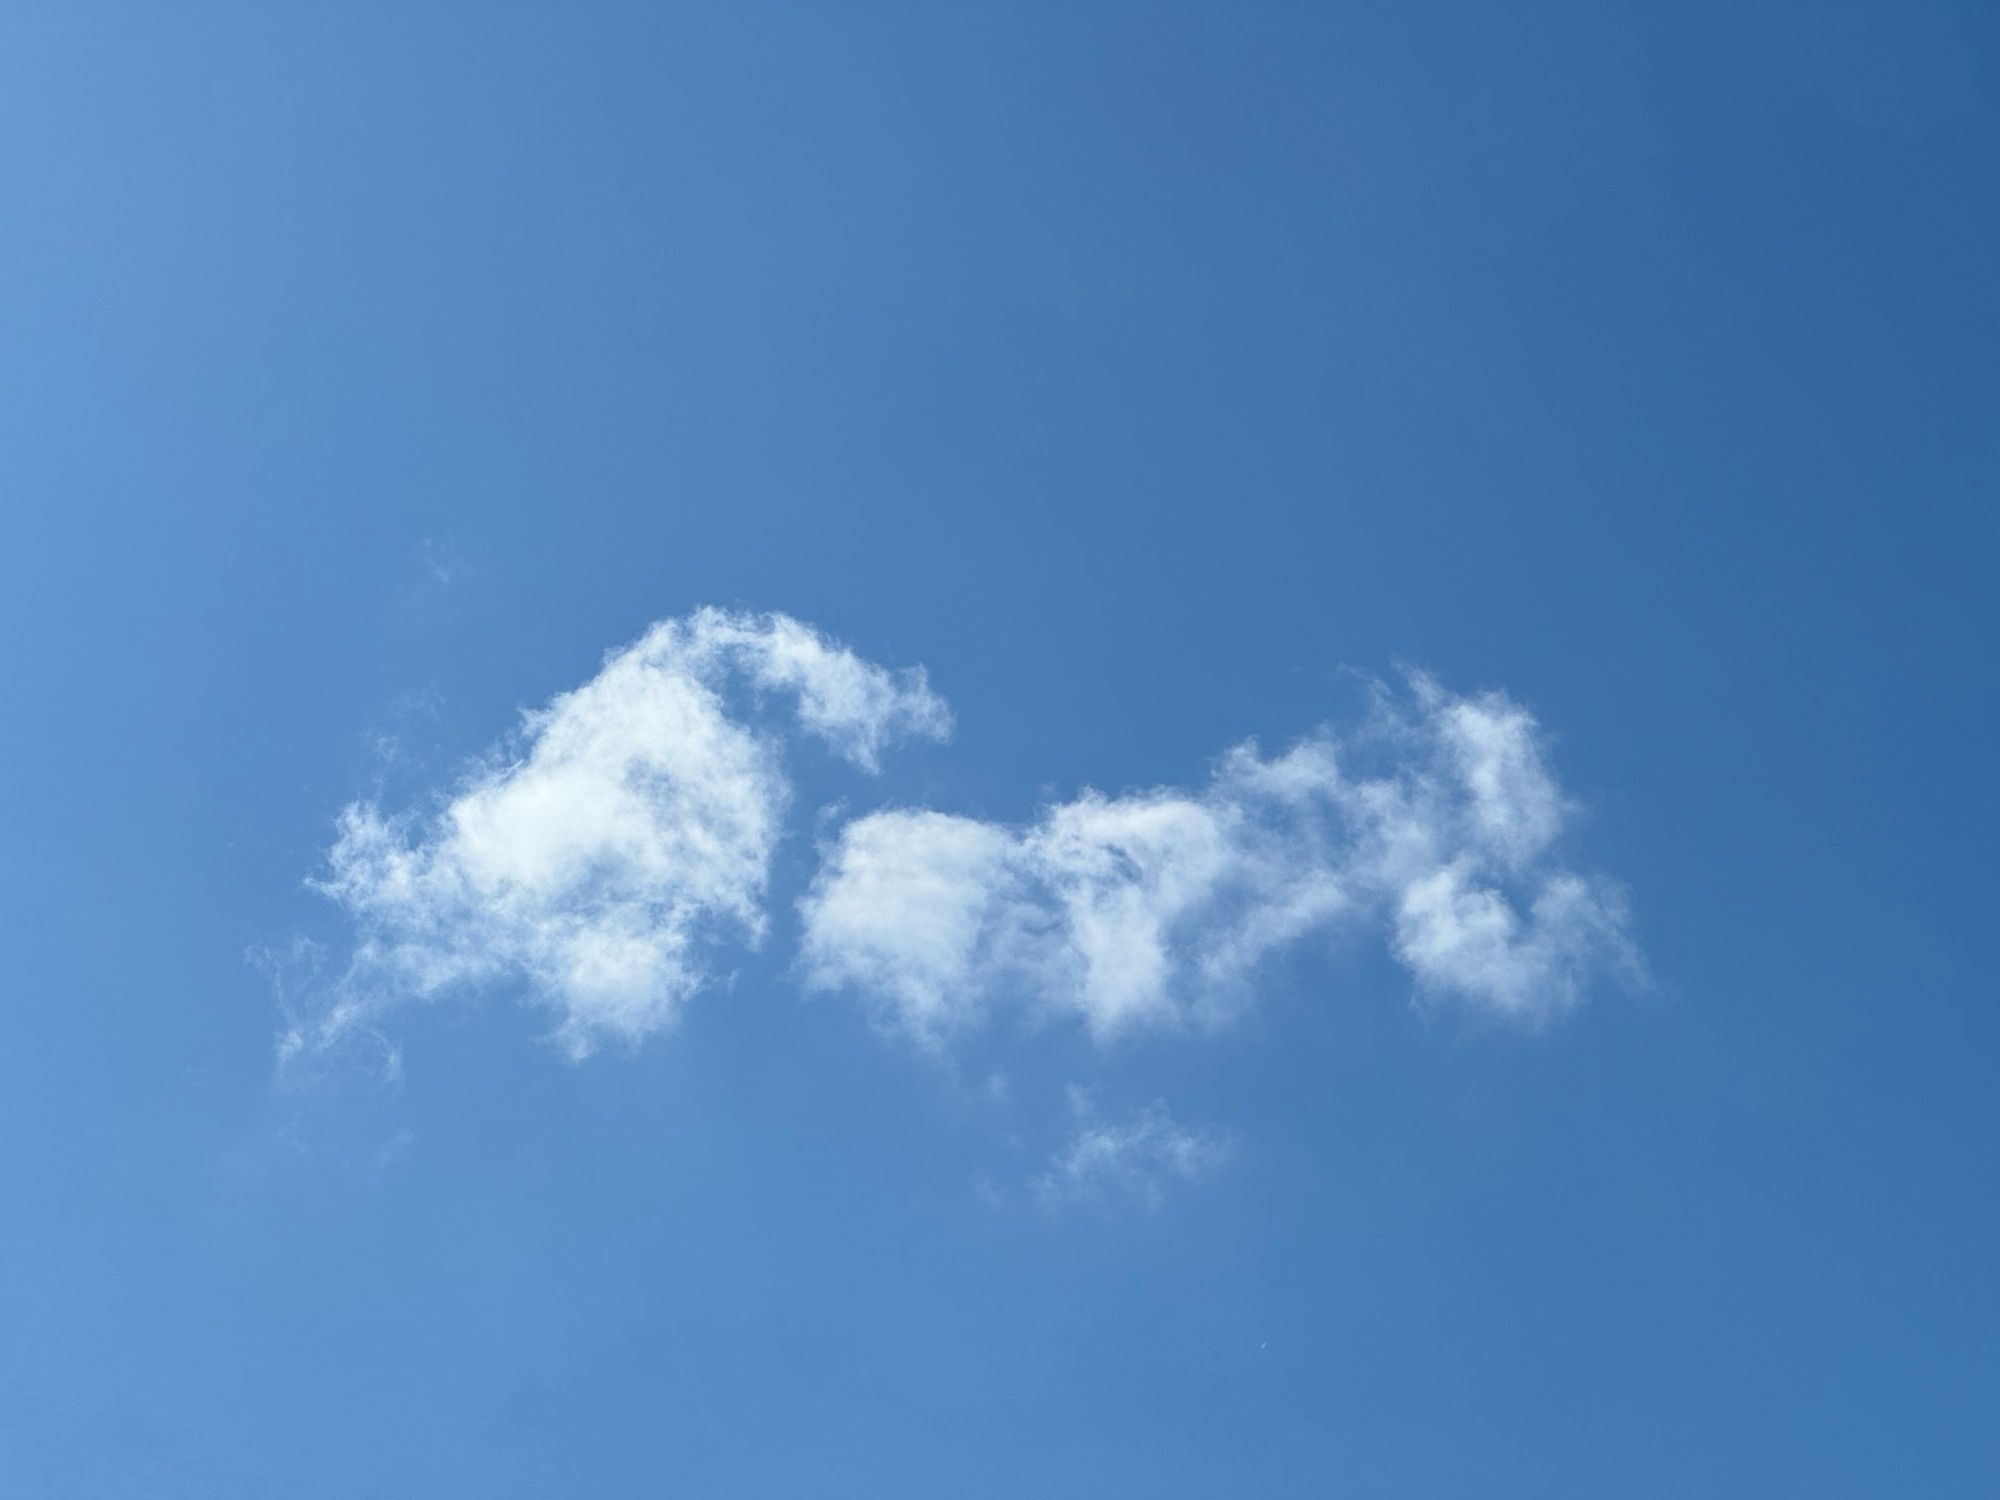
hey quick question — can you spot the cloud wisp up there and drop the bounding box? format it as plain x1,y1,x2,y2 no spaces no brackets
294,609,948,1059
1032,1095,1235,1211
800,674,1641,1045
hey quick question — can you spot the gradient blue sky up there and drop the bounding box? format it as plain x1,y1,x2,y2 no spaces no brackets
2,4,1996,1495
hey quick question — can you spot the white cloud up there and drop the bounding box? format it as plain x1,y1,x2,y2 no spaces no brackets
296,606,1639,1099
792,809,1024,1042
1033,1096,1234,1210
300,608,948,1059
800,675,1639,1039
1392,865,1635,1020
800,742,1353,1043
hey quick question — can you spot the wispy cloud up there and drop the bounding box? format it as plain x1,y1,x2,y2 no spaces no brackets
417,537,463,588
294,609,948,1059
1033,1095,1234,1210
291,606,1640,1119
801,673,1641,1042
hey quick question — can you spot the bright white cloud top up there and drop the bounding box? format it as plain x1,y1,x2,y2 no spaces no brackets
800,674,1640,1041
301,609,949,1058
298,608,1638,1074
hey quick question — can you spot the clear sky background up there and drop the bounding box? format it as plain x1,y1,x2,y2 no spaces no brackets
2,3,1995,1496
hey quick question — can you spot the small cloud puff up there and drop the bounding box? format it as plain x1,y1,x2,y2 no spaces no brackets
1033,1095,1234,1210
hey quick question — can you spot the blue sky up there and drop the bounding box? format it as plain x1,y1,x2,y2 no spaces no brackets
2,3,1996,1495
